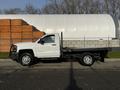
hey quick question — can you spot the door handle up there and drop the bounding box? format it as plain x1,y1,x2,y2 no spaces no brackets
52,44,56,46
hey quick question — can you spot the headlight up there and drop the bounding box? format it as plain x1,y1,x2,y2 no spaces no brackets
11,45,17,52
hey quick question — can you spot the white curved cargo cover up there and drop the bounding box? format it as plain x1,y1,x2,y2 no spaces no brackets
119,20,120,35
0,14,116,40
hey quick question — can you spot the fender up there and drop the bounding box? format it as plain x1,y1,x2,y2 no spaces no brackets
18,49,35,57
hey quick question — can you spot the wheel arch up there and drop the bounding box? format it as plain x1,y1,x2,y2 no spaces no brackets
18,49,35,57
81,52,94,57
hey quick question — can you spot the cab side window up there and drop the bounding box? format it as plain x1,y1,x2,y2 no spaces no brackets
40,35,55,44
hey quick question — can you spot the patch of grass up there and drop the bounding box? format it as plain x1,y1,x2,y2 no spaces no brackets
0,52,9,59
108,51,120,58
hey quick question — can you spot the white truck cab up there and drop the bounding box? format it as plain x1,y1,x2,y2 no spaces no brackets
10,33,61,66
35,33,60,58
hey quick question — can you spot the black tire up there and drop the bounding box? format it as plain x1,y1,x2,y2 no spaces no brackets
19,53,33,66
80,53,95,66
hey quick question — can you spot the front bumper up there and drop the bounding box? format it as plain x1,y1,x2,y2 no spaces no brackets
9,44,18,60
9,51,19,60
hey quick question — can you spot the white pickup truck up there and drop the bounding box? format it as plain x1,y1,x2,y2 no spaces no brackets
9,33,111,66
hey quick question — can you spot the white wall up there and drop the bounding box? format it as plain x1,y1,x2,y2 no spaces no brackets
0,14,116,40
118,20,120,39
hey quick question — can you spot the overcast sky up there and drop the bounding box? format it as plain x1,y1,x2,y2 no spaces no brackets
0,0,47,9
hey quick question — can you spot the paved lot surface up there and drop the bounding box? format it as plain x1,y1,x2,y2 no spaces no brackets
0,59,120,90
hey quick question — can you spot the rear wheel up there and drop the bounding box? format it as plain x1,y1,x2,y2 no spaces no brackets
19,53,33,66
81,53,95,66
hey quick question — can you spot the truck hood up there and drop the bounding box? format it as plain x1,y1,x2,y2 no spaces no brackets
14,42,36,49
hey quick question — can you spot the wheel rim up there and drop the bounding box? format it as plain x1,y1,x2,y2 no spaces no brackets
22,55,31,65
83,55,93,65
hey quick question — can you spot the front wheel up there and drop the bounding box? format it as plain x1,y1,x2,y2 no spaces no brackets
19,53,33,66
81,53,95,66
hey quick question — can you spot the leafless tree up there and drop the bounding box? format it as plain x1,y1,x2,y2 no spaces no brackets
81,0,91,14
25,4,40,14
109,0,120,18
63,0,83,14
41,0,102,14
41,0,63,14
102,0,120,19
42,0,83,14
62,0,76,14
4,8,23,14
90,0,102,14
103,0,110,13
0,9,2,14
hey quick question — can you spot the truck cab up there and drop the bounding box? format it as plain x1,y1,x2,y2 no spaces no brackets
35,34,60,58
10,33,61,66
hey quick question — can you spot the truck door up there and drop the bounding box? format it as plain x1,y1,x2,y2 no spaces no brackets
36,34,60,58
